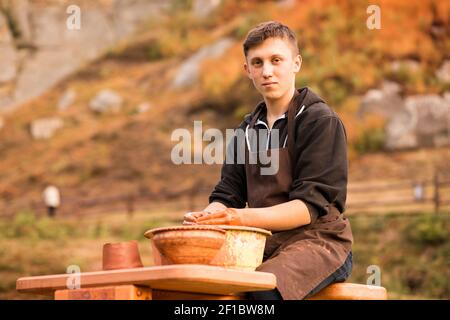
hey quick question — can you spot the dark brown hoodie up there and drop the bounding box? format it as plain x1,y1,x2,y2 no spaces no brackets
209,86,348,224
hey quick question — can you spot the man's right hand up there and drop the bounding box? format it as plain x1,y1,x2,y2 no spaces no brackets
183,202,228,225
183,211,210,225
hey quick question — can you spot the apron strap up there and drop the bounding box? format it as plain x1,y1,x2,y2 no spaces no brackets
287,91,301,168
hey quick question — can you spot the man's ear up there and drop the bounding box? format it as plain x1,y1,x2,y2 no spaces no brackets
244,63,252,79
294,54,302,73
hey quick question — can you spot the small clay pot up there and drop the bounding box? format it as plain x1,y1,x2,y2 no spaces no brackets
102,240,144,270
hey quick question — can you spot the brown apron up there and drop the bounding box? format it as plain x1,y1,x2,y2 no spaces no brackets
244,93,353,300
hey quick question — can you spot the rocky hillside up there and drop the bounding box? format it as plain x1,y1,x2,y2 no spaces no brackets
0,0,449,216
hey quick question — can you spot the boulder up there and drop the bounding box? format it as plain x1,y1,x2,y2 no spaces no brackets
89,89,123,113
13,49,76,105
358,81,404,119
0,0,169,112
435,60,450,83
192,0,222,18
30,117,64,140
172,37,235,89
385,94,450,150
444,91,450,104
1,0,32,44
0,11,17,83
58,89,76,111
276,0,297,9
405,95,450,147
113,0,169,39
389,59,420,73
385,108,418,150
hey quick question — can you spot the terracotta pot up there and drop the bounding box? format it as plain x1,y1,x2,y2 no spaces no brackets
144,226,226,265
102,240,144,271
209,225,272,271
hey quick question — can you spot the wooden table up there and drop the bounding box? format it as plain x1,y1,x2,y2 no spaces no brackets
16,264,277,300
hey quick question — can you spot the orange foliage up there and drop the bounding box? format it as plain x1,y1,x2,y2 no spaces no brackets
369,0,444,61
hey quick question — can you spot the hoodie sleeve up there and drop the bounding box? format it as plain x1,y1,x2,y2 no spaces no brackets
209,120,248,208
289,115,348,221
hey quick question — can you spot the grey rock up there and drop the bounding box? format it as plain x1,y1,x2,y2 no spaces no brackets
58,89,76,111
0,45,17,83
30,5,64,47
89,89,123,113
113,0,168,40
0,10,12,42
385,108,418,150
0,11,17,83
172,37,234,89
385,94,450,150
358,81,404,119
435,60,450,83
14,49,76,105
405,95,450,147
276,0,297,9
444,91,450,104
192,0,222,18
390,59,420,73
0,0,169,112
30,117,64,140
8,0,32,43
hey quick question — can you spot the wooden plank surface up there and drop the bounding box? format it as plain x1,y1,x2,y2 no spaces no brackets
306,283,388,300
16,264,276,296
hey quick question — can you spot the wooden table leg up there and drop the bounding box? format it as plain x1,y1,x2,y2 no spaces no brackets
55,285,152,300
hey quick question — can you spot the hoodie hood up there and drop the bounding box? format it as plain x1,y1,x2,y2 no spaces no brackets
244,87,325,125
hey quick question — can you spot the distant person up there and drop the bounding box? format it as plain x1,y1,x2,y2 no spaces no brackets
184,21,353,300
42,185,60,217
413,182,424,202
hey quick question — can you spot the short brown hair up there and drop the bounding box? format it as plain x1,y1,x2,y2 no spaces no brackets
243,21,299,57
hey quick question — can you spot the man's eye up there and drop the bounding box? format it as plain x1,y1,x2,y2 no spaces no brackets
273,58,281,63
253,60,262,66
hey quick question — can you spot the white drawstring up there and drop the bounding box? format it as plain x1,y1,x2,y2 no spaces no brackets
246,105,306,151
282,105,306,148
245,124,252,152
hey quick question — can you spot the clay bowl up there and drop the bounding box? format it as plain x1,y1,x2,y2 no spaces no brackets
208,225,272,271
102,240,144,271
144,226,226,265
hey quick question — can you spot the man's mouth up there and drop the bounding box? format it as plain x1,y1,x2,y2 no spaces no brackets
262,82,277,87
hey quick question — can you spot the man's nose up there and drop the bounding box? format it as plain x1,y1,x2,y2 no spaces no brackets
262,63,273,78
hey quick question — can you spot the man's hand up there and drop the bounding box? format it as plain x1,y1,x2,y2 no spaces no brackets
183,211,210,225
194,208,243,226
183,202,229,225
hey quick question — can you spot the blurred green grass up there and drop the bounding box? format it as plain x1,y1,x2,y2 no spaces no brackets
1,206,448,299
348,212,450,299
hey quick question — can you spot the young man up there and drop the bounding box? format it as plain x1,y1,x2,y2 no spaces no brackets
184,21,353,300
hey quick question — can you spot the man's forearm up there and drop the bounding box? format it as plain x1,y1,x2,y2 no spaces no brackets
237,199,311,232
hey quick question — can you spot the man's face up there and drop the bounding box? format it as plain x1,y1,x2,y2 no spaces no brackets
244,37,301,101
